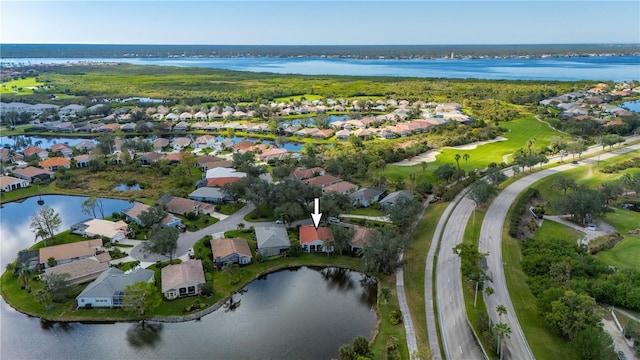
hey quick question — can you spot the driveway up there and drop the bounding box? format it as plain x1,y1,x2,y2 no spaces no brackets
543,215,617,245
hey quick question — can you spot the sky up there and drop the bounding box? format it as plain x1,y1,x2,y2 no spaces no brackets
1,1,639,45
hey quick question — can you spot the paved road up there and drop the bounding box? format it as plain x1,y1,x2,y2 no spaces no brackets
436,195,486,360
479,141,640,360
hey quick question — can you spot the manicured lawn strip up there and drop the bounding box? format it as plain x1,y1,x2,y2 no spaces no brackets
460,207,496,359
502,198,578,360
402,201,447,354
176,213,219,232
348,207,385,217
370,272,410,360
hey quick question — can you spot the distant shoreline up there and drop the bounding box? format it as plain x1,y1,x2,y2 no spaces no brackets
2,43,639,60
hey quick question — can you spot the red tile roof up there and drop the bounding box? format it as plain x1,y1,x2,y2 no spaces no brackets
299,225,334,245
23,146,46,156
39,157,70,168
206,177,243,187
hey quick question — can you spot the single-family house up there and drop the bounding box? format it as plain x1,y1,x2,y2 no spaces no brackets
12,166,54,182
71,219,128,243
299,225,334,253
194,135,217,149
256,148,288,162
210,237,252,267
190,122,208,130
50,143,73,157
189,187,232,202
335,129,351,140
0,176,29,192
205,167,247,180
74,154,92,167
302,174,342,188
311,129,335,139
255,227,290,256
290,167,326,180
152,138,170,151
295,127,319,137
43,257,110,286
173,121,190,132
59,104,86,117
98,123,120,133
139,152,164,165
157,195,216,216
76,267,155,308
161,260,206,300
39,157,71,171
350,226,377,252
204,176,244,188
379,190,414,207
119,122,137,132
123,202,183,228
163,152,183,164
322,181,358,194
23,146,49,160
349,187,386,207
194,111,208,120
75,140,97,153
165,113,179,121
171,137,191,151
39,239,103,268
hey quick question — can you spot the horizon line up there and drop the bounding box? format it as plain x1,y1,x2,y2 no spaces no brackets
3,42,640,46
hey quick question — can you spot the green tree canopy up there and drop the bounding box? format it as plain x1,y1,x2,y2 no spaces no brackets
142,224,180,263
123,281,162,319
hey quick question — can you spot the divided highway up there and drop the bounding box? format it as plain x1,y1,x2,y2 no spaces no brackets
427,138,640,359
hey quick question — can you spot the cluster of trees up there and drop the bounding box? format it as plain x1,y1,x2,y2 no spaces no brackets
521,232,638,358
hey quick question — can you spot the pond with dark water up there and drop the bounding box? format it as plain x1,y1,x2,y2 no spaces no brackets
1,266,377,360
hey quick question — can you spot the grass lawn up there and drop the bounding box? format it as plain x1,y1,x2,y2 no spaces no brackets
0,77,44,95
383,116,565,181
597,208,640,271
502,206,579,360
217,202,244,215
177,214,219,232
402,201,447,356
348,207,385,217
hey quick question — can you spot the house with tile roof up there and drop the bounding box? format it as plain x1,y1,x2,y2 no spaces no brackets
0,176,29,192
255,226,290,256
39,157,71,171
123,202,182,228
379,191,414,207
51,143,73,157
211,238,252,267
302,174,342,188
256,147,289,162
139,152,164,165
290,167,326,180
75,140,97,152
12,166,54,182
322,181,358,194
152,138,170,151
39,239,103,269
157,195,216,216
349,187,386,207
23,146,49,160
71,219,129,243
299,225,334,253
205,176,243,187
350,226,377,252
43,257,110,286
161,259,206,300
76,267,155,308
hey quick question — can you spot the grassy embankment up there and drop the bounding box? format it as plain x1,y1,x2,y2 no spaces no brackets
402,201,448,356
502,200,582,360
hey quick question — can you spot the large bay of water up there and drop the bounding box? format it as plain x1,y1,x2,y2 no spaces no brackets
3,56,639,81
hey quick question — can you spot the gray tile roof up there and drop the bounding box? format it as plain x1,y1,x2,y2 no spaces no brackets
76,267,154,299
255,227,290,249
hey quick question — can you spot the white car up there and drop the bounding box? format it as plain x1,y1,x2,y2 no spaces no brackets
586,223,597,231
328,217,340,223
275,219,284,224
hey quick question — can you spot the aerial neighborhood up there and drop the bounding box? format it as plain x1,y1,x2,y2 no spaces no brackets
1,72,639,360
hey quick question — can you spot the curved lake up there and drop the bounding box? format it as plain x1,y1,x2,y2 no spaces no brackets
3,56,639,81
0,195,132,269
1,266,377,360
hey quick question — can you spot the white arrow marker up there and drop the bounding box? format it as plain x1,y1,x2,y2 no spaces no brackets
311,198,322,230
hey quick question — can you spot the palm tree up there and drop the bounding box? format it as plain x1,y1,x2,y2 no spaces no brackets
420,161,428,173
18,263,33,291
454,153,461,171
463,153,470,169
485,286,494,296
222,262,239,285
494,322,512,360
526,137,536,155
559,149,567,163
496,304,507,321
